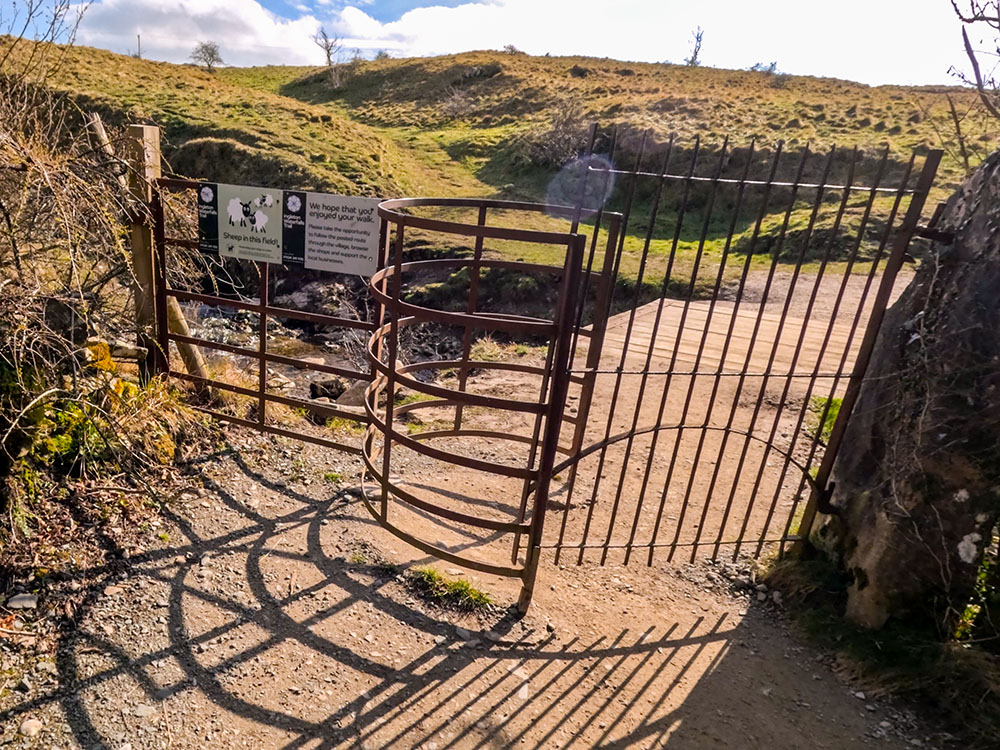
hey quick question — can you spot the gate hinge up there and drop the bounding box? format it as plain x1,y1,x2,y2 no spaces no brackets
816,481,839,515
915,227,954,244
915,202,954,245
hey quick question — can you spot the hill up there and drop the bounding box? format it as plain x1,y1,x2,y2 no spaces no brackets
21,43,433,197
223,51,997,189
18,43,993,202
16,43,1000,285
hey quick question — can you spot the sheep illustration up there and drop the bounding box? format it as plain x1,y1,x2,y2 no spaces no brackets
256,193,275,208
249,210,269,233
226,198,250,227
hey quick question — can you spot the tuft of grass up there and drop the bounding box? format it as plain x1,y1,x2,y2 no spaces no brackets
347,551,367,564
763,556,1000,749
406,566,493,611
325,416,365,435
394,391,437,407
807,396,842,444
322,471,343,483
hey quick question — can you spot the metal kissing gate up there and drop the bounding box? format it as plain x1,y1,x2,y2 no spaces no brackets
152,134,941,611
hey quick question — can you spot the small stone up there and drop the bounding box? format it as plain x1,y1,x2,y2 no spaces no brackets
433,635,446,645
756,592,767,602
771,591,783,605
854,691,866,700
16,676,31,693
18,718,42,737
134,704,156,718
518,684,529,700
484,631,501,642
35,661,57,676
455,626,472,641
104,585,123,596
865,704,876,712
7,593,37,609
545,623,555,633
879,721,892,729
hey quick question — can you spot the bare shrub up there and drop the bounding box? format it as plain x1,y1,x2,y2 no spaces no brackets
440,84,474,120
0,3,206,541
512,99,589,168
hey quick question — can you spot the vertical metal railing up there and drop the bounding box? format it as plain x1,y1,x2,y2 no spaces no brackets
544,136,942,565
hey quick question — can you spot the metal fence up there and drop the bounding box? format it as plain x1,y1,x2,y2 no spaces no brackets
152,177,373,454
152,133,942,611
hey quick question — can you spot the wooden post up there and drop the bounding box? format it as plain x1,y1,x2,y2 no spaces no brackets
120,121,209,385
125,124,160,378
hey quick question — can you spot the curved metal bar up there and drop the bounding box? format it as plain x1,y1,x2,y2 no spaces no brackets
365,400,537,480
550,423,820,496
367,330,546,415
398,358,548,377
361,450,530,534
368,274,557,336
357,482,526,578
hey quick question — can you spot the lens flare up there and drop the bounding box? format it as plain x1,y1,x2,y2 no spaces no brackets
545,153,616,218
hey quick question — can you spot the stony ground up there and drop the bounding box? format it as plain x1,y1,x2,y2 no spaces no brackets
0,425,949,750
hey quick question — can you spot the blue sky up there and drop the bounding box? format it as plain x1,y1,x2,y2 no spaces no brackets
67,0,984,86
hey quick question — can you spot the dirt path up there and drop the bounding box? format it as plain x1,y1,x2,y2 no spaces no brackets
1,427,941,749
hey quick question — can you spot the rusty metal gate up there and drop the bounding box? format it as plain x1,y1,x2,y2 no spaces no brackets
151,132,941,611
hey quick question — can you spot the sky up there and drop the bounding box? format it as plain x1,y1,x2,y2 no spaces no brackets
54,0,988,86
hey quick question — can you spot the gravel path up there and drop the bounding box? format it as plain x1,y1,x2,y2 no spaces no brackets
0,426,944,749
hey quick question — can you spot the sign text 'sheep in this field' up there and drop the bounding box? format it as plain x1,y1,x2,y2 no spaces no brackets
196,183,380,276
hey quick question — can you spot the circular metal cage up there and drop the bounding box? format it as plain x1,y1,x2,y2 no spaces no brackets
361,197,614,608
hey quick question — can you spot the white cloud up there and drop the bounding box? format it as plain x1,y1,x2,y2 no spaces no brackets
74,0,968,85
329,0,965,85
76,0,325,66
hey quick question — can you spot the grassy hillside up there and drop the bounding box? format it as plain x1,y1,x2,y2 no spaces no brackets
225,51,998,188
24,42,996,200
15,43,999,293
25,44,423,196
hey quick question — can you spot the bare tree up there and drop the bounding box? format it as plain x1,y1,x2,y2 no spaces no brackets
190,41,223,73
951,2,1000,118
684,26,704,67
313,27,342,67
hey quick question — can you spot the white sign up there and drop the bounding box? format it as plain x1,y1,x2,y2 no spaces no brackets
197,183,381,276
304,193,380,275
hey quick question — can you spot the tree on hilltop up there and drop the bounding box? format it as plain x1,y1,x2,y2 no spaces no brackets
313,27,342,67
191,41,223,73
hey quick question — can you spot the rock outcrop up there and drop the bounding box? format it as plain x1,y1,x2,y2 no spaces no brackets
819,152,1000,630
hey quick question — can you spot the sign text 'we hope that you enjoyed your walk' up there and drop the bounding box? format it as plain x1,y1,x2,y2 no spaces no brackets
196,182,381,277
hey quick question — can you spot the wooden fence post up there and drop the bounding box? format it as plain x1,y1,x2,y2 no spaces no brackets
125,124,160,378
122,122,209,385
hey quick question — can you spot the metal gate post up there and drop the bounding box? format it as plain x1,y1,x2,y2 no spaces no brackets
150,183,169,375
518,234,586,613
793,149,942,549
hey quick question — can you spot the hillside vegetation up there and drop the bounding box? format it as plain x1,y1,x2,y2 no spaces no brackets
20,43,993,204
223,51,997,188
1,41,987,300
18,42,415,196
